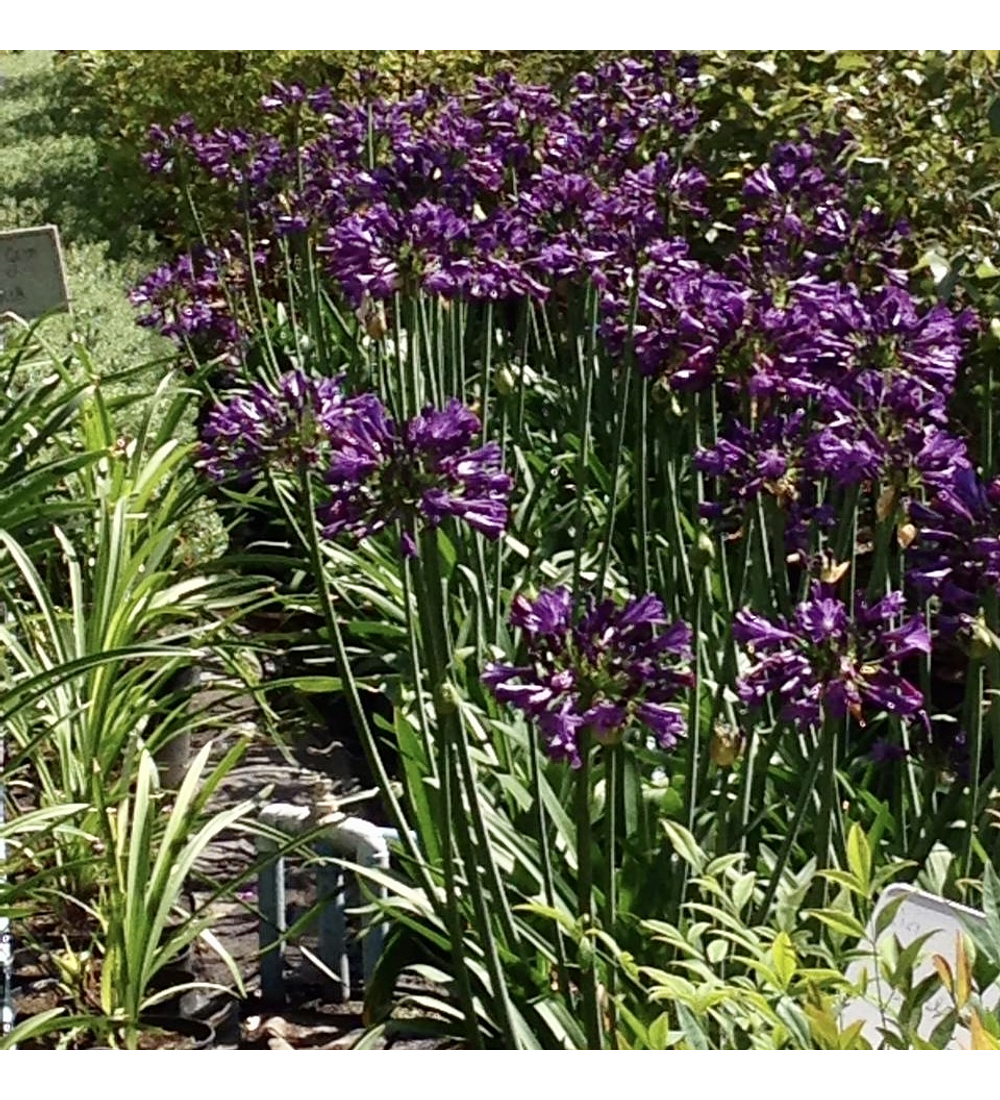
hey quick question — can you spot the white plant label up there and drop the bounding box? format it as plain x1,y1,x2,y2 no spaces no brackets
841,883,999,1049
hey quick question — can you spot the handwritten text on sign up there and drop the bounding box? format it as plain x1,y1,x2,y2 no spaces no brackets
0,225,70,321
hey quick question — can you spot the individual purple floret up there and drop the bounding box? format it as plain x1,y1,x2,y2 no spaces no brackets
199,370,344,483
320,396,513,552
483,588,693,767
734,584,930,731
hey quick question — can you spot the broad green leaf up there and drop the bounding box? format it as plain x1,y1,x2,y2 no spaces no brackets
809,908,867,940
846,823,872,895
661,819,706,873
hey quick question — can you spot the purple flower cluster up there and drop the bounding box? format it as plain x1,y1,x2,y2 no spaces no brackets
733,134,911,289
908,467,1000,630
320,396,513,554
734,585,930,731
200,377,512,553
132,55,710,355
696,276,977,546
129,239,262,364
600,239,750,389
483,588,694,767
199,369,344,483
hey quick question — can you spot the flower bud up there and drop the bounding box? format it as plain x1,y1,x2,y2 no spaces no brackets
968,616,997,660
710,724,743,767
690,530,716,571
495,365,517,396
435,680,460,713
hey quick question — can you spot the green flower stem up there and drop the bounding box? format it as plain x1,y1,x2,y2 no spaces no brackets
833,485,861,566
961,656,985,881
750,495,775,614
416,535,519,944
479,301,494,439
574,731,604,1050
734,719,786,859
436,706,483,1050
764,497,792,617
513,303,535,442
633,377,651,596
603,743,623,1040
752,738,825,923
684,573,703,833
416,294,441,408
398,546,442,864
400,525,481,1047
664,454,693,614
814,714,842,882
571,290,598,597
529,725,571,995
602,743,616,932
596,355,633,596
297,467,423,874
415,529,521,1046
984,589,1000,845
865,514,894,602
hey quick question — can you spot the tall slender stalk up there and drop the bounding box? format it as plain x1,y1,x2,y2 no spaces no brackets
633,378,651,597
814,714,842,881
414,529,521,1046
961,657,985,880
571,291,598,597
297,466,422,873
574,732,603,1050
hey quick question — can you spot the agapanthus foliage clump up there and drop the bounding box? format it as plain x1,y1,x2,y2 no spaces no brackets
483,588,693,767
734,584,930,732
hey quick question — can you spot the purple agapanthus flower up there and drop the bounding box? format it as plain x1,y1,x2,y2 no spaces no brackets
320,396,512,553
734,583,929,731
733,133,910,287
483,587,693,767
601,238,749,389
694,410,837,552
199,369,344,483
908,466,1000,630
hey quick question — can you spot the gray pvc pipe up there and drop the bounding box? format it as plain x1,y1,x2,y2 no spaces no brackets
255,805,400,1004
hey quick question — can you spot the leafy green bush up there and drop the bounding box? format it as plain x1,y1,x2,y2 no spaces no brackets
0,52,174,432
50,50,610,250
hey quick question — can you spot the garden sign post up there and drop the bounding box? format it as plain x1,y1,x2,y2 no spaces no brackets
0,224,70,329
0,224,69,1038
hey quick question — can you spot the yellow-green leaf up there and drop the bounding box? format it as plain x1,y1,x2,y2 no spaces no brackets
971,1012,1000,1050
772,931,797,991
846,823,872,894
809,908,867,940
